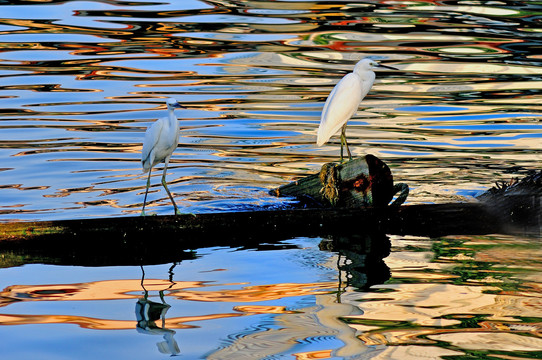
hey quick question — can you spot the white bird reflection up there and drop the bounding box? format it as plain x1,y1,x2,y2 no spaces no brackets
136,265,180,356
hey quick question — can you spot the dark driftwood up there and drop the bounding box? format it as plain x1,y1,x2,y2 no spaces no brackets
0,203,506,266
0,203,498,243
0,201,538,267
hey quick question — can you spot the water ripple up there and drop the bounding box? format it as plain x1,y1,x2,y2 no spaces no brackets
0,0,540,219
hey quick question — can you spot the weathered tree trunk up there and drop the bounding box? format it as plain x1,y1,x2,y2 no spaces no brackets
0,204,503,266
269,155,408,207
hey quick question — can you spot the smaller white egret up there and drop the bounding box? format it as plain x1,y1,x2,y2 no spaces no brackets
317,58,397,161
141,98,184,216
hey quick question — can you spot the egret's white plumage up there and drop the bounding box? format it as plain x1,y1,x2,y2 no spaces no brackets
317,58,397,160
317,72,365,147
141,98,184,215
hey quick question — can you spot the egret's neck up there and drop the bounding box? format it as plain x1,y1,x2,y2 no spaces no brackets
355,68,375,82
167,107,178,124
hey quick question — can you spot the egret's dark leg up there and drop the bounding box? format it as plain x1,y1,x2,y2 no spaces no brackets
339,135,344,163
340,124,352,162
161,159,180,215
141,170,152,216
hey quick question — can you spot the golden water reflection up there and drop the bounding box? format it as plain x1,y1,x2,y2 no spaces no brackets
0,279,336,306
0,234,540,358
0,0,541,219
0,0,541,358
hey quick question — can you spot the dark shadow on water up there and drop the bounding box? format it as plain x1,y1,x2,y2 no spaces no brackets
319,233,391,291
0,230,393,290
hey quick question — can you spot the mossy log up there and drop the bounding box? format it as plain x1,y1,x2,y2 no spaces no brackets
0,203,504,266
270,155,408,207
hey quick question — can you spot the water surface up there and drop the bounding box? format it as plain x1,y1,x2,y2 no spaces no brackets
1,234,541,359
1,0,540,219
0,1,541,359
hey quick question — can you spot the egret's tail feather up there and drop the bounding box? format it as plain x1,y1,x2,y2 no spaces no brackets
142,159,152,173
316,127,332,147
316,138,326,147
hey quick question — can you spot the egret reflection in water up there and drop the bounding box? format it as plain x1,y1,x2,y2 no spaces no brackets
136,265,180,356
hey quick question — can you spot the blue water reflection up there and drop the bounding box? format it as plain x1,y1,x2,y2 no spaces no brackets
419,113,542,121
0,238,342,359
0,1,541,357
1,233,540,359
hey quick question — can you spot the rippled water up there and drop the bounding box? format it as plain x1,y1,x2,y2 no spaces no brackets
1,234,541,359
0,1,541,359
1,0,540,220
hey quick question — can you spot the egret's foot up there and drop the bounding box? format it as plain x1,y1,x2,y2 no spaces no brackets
339,154,353,163
140,210,147,217
174,209,197,217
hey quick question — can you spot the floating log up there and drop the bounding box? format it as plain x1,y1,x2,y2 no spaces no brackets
0,203,516,267
0,203,500,243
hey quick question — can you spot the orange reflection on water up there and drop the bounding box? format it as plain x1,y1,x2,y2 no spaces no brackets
0,313,136,330
172,282,336,302
293,349,333,360
0,311,244,330
1,279,335,305
0,279,205,304
0,278,337,331
233,305,296,314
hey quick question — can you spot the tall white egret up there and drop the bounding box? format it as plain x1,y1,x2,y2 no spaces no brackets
141,98,184,216
317,58,397,161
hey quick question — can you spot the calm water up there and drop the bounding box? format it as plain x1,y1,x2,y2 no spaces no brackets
0,0,541,359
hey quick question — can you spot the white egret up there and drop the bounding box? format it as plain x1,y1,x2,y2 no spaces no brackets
141,98,184,216
317,58,397,161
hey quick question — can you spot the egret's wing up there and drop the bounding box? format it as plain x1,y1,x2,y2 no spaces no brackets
141,118,164,172
317,73,363,146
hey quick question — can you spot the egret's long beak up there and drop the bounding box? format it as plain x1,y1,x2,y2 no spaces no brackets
378,63,398,70
172,103,185,109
